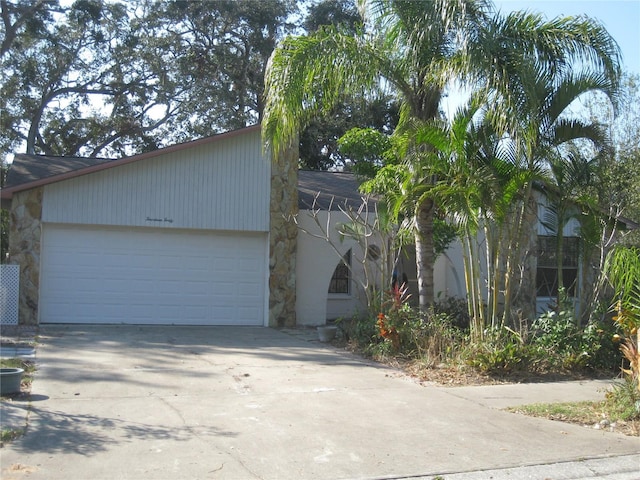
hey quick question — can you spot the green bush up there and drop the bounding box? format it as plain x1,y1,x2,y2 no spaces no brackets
465,327,531,375
336,314,379,347
434,296,470,331
345,291,622,379
530,310,621,372
399,309,467,366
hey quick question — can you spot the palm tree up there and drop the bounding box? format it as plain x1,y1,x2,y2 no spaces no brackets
262,0,621,310
414,100,527,334
497,67,616,323
543,149,599,311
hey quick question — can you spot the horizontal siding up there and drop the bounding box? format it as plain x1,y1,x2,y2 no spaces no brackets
42,129,270,231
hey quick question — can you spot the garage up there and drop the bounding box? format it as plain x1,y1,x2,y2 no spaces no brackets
0,126,301,327
40,224,267,325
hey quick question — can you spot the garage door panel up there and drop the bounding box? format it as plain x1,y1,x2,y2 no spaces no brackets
40,225,267,325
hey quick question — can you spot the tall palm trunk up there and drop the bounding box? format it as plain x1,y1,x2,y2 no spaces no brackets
414,197,435,309
555,218,565,308
502,180,534,326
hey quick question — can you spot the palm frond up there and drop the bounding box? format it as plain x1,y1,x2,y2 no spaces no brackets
262,26,387,158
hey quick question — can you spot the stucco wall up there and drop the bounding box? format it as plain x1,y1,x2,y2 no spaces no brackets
295,211,368,326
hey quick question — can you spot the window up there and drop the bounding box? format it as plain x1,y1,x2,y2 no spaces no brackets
328,249,351,294
536,236,579,297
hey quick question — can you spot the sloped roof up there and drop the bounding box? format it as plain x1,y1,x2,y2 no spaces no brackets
297,170,372,211
4,154,112,189
1,126,368,212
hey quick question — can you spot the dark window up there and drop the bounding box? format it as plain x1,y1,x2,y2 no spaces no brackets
536,236,579,297
329,249,351,294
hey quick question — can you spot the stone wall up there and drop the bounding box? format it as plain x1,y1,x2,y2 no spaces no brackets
8,188,43,325
269,143,298,327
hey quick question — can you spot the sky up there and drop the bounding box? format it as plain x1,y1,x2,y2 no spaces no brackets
493,0,640,75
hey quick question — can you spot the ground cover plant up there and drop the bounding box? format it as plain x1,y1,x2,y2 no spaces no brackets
339,291,623,381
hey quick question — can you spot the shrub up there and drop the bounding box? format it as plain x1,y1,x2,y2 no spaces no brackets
336,314,379,347
434,296,470,331
400,309,467,366
465,327,531,375
530,310,622,372
604,376,640,422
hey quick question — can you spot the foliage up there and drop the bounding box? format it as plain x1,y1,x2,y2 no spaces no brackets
0,0,297,158
604,245,640,392
299,96,399,171
303,0,360,34
530,310,620,371
351,296,621,378
265,0,622,309
510,392,639,436
585,73,640,243
337,126,393,177
604,377,640,423
433,296,471,331
465,327,531,375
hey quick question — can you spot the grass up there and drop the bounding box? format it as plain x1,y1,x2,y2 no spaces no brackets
1,427,26,446
507,379,640,436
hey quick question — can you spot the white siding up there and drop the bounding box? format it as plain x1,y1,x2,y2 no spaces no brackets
42,129,269,231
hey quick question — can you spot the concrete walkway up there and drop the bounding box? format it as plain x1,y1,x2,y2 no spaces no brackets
1,325,638,480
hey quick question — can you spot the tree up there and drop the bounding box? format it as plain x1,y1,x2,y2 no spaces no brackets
299,0,399,170
1,0,171,157
303,0,360,34
299,96,399,171
0,0,60,58
586,73,640,244
1,0,296,159
142,0,296,137
496,67,617,323
263,0,621,310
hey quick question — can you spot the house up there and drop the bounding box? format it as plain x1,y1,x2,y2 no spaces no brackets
2,126,294,327
1,126,398,327
2,125,622,327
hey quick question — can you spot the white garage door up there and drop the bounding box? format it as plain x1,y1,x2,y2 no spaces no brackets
40,224,267,325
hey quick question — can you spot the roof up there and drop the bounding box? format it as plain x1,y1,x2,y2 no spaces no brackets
4,154,112,189
1,126,369,212
297,170,372,211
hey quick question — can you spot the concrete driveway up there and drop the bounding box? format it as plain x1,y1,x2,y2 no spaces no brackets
1,325,638,480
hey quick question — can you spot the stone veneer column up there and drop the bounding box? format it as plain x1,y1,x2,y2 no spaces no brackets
269,142,298,327
8,188,43,325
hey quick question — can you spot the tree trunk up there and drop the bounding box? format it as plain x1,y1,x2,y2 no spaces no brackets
414,197,435,310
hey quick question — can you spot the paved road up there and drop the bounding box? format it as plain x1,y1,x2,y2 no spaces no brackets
1,325,638,480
